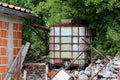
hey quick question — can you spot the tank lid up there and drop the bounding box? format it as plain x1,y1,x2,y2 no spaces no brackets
61,19,73,23
54,19,88,27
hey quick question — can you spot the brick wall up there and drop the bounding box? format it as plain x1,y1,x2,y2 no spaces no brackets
13,23,22,60
0,21,9,80
0,20,22,80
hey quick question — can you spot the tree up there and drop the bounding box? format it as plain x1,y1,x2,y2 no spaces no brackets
31,0,120,56
1,0,120,56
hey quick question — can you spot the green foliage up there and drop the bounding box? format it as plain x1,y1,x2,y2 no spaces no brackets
1,0,120,56
83,0,120,55
22,20,49,56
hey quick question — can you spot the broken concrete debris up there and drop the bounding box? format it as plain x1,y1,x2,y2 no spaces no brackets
78,54,120,80
23,54,120,80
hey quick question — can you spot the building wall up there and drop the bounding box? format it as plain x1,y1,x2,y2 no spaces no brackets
0,13,22,80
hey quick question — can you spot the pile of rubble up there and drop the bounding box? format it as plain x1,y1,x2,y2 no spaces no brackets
23,63,47,80
78,54,120,80
22,54,120,80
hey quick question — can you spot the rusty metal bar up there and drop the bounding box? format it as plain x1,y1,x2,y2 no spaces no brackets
60,27,62,64
89,61,109,80
82,38,110,61
65,47,88,70
82,38,110,80
31,22,50,32
53,27,55,64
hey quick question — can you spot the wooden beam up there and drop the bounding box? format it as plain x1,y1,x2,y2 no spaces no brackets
24,63,46,66
118,68,120,80
0,6,37,19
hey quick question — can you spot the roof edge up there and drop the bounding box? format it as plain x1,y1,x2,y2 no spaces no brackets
0,6,38,19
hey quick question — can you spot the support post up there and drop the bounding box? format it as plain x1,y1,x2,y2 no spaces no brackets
118,68,120,80
45,64,48,80
23,70,27,80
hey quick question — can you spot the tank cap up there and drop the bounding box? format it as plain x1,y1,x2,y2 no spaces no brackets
61,19,73,23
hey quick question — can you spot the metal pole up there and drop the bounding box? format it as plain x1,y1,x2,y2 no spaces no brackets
82,38,110,80
65,47,88,70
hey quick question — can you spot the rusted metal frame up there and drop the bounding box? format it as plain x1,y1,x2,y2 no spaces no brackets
54,23,79,27
82,39,109,61
72,27,73,63
82,39,110,80
53,27,55,64
65,47,89,70
89,61,109,80
60,27,61,64
78,26,80,64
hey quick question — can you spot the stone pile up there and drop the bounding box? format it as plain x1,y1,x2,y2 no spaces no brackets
78,54,120,80
23,54,120,80
23,65,47,80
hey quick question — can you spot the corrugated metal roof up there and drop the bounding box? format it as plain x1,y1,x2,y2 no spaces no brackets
0,2,32,14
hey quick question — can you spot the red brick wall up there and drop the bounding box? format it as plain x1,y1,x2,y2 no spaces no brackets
0,21,9,80
13,23,22,60
0,21,22,80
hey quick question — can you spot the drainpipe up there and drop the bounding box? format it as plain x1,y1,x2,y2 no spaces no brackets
30,21,50,32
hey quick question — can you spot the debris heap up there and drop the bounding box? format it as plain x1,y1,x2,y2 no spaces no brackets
78,54,120,80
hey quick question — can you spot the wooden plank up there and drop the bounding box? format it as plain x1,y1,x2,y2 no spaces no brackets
23,70,27,80
0,6,37,19
118,69,120,80
4,46,24,80
21,42,30,69
24,63,46,66
4,42,31,80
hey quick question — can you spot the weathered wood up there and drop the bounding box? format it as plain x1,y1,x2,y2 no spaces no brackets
4,46,24,80
23,70,27,80
45,64,48,80
0,6,37,19
4,42,31,80
21,42,30,69
24,63,46,66
118,69,120,80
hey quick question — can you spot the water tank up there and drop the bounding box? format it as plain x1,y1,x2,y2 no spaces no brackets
49,19,92,67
